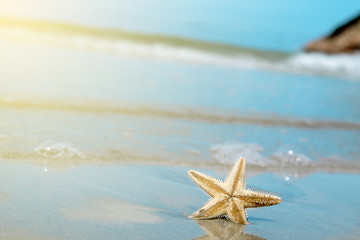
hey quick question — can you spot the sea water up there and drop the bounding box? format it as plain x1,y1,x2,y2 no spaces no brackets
0,3,359,173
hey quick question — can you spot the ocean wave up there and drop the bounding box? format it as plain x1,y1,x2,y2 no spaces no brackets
284,53,360,80
1,98,359,130
208,141,360,177
30,141,85,170
1,141,359,175
210,142,312,168
0,17,359,80
210,142,271,167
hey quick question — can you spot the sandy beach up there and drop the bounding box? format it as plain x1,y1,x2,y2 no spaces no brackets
0,161,359,240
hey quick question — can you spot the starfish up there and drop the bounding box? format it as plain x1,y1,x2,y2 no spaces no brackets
188,158,281,224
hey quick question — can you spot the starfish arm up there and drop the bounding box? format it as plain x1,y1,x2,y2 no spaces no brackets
188,170,227,197
239,190,282,208
189,196,227,219
224,158,246,195
226,198,249,224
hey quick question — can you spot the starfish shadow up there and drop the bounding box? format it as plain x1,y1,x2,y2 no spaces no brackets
247,216,275,223
192,219,266,240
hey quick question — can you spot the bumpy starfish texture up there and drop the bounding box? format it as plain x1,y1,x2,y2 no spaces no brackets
188,158,281,224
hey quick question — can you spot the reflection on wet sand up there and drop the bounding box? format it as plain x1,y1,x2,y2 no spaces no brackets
62,199,163,224
192,219,265,240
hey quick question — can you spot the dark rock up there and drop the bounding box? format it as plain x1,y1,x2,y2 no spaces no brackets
305,13,360,54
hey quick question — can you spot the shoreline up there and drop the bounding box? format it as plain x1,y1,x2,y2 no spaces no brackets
1,156,360,176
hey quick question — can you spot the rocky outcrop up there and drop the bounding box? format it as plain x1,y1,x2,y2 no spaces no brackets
305,14,360,54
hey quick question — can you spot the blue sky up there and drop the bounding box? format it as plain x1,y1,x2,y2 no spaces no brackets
0,0,359,51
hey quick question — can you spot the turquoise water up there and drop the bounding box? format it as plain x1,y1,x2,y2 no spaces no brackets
0,11,359,171
0,37,359,170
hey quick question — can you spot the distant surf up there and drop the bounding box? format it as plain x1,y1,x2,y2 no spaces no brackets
1,17,359,81
1,98,359,130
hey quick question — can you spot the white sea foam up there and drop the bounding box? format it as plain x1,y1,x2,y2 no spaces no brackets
283,53,360,80
208,141,360,175
34,141,84,159
210,141,271,166
269,144,313,167
1,27,359,80
210,141,312,168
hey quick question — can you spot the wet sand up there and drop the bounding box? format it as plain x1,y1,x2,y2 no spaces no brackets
0,160,359,240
